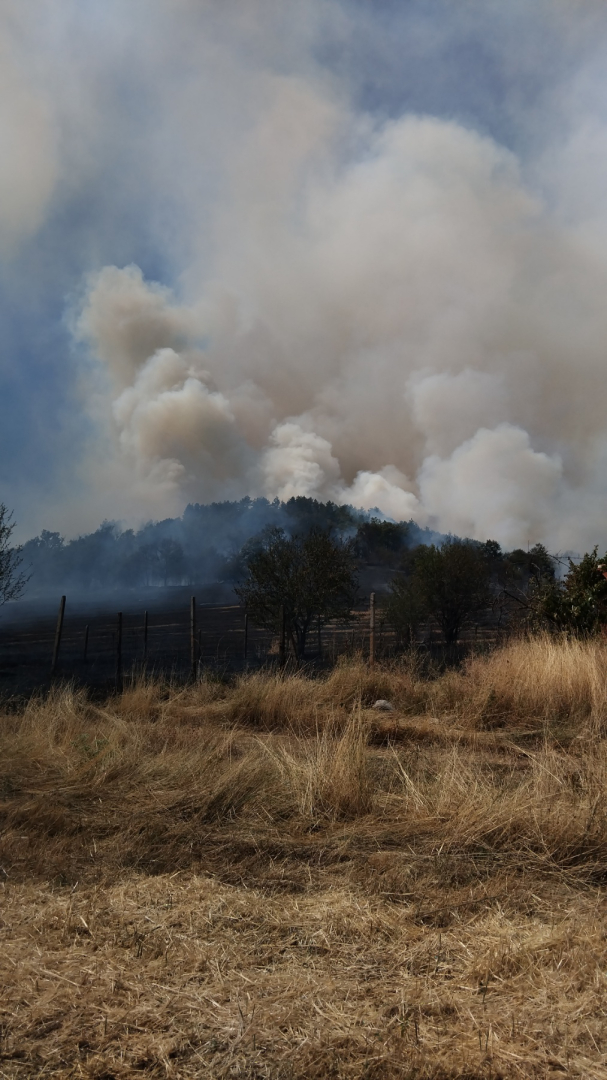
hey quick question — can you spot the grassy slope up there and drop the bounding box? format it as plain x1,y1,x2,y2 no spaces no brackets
2,637,607,1077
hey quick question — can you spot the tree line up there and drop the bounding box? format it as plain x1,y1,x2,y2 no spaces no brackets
4,499,607,656
15,497,438,595
235,524,607,655
235,526,561,657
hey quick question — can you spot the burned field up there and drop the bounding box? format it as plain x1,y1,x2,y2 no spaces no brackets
0,591,388,698
0,593,255,695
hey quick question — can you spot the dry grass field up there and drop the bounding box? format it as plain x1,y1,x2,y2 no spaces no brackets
2,636,607,1078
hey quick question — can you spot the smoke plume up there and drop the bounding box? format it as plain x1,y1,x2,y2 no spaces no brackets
4,1,607,550
75,105,607,550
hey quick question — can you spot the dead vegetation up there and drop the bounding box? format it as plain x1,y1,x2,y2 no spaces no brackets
2,635,607,1077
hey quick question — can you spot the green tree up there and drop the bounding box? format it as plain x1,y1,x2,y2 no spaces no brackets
502,543,555,593
390,538,493,645
235,527,358,659
355,518,409,566
0,504,28,603
532,547,607,635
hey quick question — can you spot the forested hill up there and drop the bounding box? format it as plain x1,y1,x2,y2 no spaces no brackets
19,497,441,596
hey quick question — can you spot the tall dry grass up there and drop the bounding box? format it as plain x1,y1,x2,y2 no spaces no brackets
2,634,607,878
3,635,607,1076
224,634,607,735
264,709,372,819
433,633,607,731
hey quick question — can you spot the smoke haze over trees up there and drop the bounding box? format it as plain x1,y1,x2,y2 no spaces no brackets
18,498,439,597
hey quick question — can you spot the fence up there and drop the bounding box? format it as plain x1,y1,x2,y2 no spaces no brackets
0,590,509,696
0,594,389,694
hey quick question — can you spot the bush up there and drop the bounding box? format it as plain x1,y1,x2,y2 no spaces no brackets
532,547,607,635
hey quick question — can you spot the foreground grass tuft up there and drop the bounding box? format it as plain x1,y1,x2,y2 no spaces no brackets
3,635,607,1077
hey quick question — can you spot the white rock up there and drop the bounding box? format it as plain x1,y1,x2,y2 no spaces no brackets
372,699,395,711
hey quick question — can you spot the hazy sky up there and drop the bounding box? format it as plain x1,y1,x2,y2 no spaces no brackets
4,1,607,549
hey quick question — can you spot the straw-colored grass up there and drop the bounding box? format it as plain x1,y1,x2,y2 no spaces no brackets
431,634,607,733
3,635,607,1077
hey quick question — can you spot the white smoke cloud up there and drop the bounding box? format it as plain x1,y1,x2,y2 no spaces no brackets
418,425,563,550
408,369,510,458
341,468,422,524
76,98,607,549
75,267,255,509
74,95,607,548
112,348,250,496
259,423,421,522
7,0,607,549
261,422,341,502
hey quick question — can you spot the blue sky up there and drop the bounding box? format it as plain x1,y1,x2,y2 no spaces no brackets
3,1,607,549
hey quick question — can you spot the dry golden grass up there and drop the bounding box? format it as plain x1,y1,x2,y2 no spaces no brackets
432,635,607,733
2,635,607,1077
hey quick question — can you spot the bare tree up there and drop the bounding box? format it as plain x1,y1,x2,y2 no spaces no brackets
0,504,28,604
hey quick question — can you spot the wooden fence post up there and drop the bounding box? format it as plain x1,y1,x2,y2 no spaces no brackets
243,613,249,668
190,596,197,680
143,610,148,664
83,624,89,663
116,612,123,690
51,595,66,676
369,592,376,668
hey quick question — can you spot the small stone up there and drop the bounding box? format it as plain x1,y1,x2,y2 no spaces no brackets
372,699,394,711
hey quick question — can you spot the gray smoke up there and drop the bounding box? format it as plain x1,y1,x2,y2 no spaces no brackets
4,1,607,549
75,105,607,549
